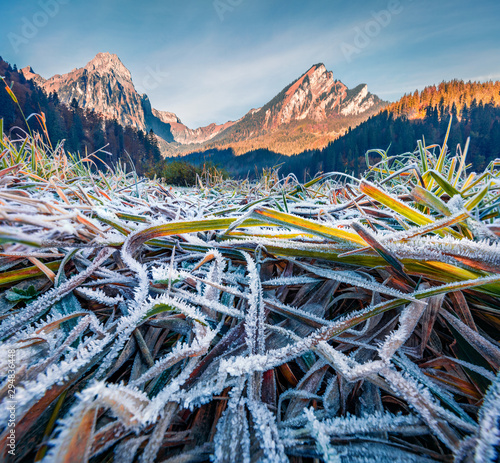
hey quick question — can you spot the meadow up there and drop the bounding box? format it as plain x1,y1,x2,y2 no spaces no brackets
0,104,499,462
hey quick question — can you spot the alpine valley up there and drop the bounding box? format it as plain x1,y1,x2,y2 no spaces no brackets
20,52,386,157
2,52,499,180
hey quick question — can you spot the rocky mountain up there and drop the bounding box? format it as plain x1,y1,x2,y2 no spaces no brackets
178,79,500,180
259,63,380,125
19,66,47,88
22,54,386,157
23,53,146,129
193,63,386,155
21,53,231,148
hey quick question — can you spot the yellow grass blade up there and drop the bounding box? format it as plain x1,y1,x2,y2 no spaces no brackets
360,180,434,227
250,207,366,246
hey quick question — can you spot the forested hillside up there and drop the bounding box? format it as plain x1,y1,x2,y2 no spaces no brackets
388,80,500,117
305,80,500,175
307,101,500,176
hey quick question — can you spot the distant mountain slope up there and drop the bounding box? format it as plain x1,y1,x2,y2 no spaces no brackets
294,80,500,177
21,54,386,157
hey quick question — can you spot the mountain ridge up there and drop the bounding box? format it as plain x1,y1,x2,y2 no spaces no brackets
21,52,387,157
22,53,237,148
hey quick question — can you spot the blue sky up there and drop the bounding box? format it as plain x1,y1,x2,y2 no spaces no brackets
1,0,499,128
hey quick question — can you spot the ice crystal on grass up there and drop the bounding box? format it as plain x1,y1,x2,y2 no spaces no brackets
114,436,148,463
384,235,500,268
378,301,427,362
248,400,289,463
130,318,216,387
474,370,500,462
263,275,321,286
202,249,226,302
1,128,500,462
78,287,124,306
243,252,266,356
292,260,419,302
0,247,113,340
304,407,342,462
151,262,181,285
294,409,423,439
213,397,251,463
0,333,113,422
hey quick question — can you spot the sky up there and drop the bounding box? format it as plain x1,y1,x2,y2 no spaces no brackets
1,0,500,128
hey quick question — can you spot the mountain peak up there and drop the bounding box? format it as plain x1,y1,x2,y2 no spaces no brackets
300,63,327,80
89,52,122,63
84,52,129,76
311,63,326,72
20,66,46,85
208,63,387,155
21,65,35,74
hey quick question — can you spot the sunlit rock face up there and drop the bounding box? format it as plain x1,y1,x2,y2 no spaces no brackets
258,64,381,127
29,53,148,130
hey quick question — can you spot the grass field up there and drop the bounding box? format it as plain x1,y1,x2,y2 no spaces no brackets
0,110,499,462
